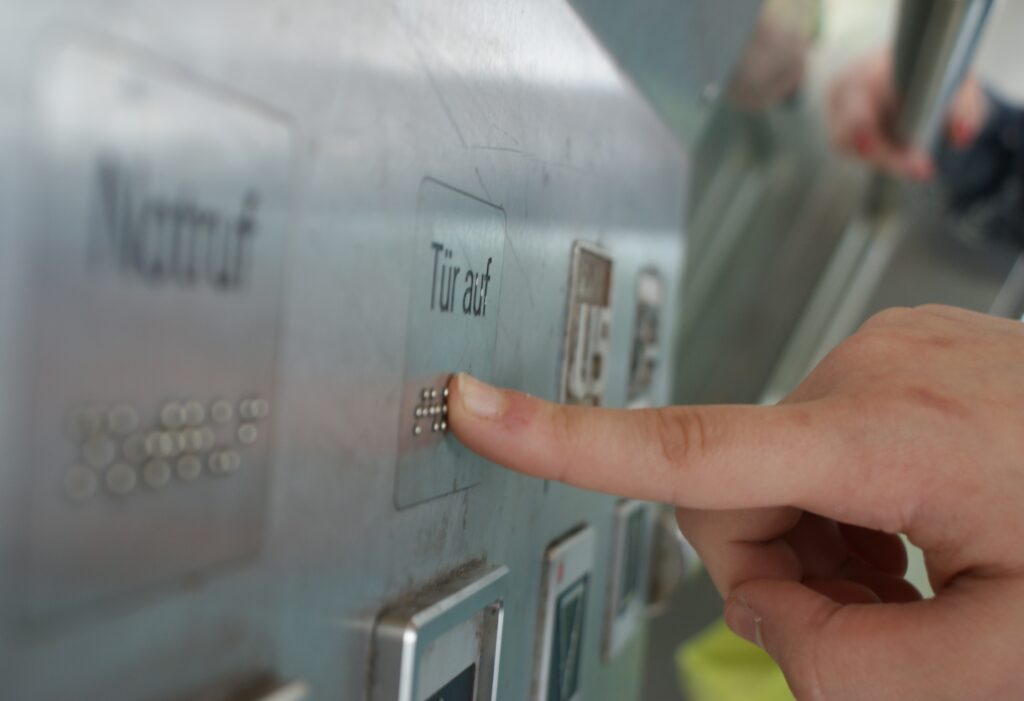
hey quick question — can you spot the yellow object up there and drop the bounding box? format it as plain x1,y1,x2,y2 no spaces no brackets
676,618,795,701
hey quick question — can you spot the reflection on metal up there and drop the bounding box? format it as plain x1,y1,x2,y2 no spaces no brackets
989,255,1024,321
762,215,907,404
892,0,995,149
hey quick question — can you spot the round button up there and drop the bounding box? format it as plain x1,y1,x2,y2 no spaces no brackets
210,400,233,424
183,401,206,427
176,455,202,481
237,424,259,445
160,402,186,430
105,463,137,495
143,460,172,488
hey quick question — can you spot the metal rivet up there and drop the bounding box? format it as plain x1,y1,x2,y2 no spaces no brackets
210,399,233,424
176,455,202,481
63,466,97,501
155,432,178,458
82,436,116,469
106,462,137,495
237,424,258,445
143,460,172,488
107,404,139,435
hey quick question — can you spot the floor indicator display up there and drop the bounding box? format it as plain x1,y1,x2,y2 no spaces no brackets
533,526,595,701
602,500,653,660
370,564,508,701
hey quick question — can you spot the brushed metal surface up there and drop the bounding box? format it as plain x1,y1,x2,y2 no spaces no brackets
0,2,689,700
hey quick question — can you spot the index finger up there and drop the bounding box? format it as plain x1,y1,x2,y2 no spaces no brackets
447,374,911,532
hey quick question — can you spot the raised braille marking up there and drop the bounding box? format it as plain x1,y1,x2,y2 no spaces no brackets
210,399,233,424
183,401,206,427
237,423,258,445
413,424,423,436
106,462,137,495
176,455,202,481
143,460,172,488
160,402,186,430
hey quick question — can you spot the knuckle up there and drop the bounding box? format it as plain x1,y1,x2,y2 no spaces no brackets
651,407,709,469
860,306,915,330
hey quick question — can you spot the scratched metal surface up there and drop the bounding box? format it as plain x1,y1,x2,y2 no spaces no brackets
0,1,702,699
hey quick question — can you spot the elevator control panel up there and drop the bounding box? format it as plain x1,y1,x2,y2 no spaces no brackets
603,501,653,660
21,41,291,615
627,268,665,408
533,527,595,701
371,564,508,701
395,179,507,508
561,243,613,406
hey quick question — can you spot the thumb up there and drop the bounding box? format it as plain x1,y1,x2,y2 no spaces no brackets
724,579,957,701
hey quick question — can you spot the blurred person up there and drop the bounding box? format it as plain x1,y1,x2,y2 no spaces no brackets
829,48,1024,249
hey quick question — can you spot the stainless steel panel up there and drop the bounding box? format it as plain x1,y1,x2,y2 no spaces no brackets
0,1,690,700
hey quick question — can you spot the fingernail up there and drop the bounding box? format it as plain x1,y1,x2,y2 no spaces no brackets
456,373,506,419
724,597,763,649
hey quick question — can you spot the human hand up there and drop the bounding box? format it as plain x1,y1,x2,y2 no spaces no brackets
827,49,988,180
448,305,1024,700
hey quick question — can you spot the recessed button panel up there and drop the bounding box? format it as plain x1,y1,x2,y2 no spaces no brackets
533,526,595,701
602,500,653,660
395,179,506,508
21,40,291,615
370,564,507,701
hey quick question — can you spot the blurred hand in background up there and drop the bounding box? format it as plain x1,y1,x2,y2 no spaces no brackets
827,49,988,180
